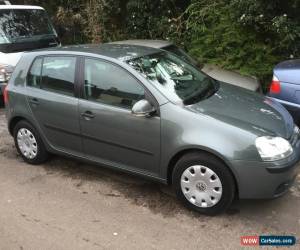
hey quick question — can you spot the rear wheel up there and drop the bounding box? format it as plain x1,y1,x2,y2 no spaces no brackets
13,120,49,164
172,152,235,215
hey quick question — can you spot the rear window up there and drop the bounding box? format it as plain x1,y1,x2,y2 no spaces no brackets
0,9,56,44
27,56,76,97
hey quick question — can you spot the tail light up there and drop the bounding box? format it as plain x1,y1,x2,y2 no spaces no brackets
269,75,281,94
3,85,8,105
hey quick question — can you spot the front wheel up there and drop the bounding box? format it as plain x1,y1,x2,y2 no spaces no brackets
172,152,236,215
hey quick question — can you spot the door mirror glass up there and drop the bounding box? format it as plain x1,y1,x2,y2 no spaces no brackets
132,99,156,117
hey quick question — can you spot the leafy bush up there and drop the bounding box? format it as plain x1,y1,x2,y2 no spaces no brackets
11,0,300,88
124,0,184,41
181,0,300,88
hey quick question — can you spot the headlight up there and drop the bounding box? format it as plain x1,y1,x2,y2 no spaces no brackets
255,136,293,161
0,64,13,84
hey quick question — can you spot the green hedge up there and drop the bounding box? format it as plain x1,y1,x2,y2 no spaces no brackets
12,0,300,88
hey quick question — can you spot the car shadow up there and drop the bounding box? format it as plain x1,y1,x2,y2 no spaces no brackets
38,154,299,220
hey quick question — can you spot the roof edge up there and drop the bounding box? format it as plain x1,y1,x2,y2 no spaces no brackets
0,5,44,10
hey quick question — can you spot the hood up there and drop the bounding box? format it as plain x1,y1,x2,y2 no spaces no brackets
274,59,300,84
0,52,23,66
188,83,294,139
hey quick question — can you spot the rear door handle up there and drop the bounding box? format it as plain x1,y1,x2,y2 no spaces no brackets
29,98,39,105
81,111,95,120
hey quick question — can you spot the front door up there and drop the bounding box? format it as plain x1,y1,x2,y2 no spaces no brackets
26,55,82,155
79,58,161,176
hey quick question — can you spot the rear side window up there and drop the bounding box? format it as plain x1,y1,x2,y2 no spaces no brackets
27,56,76,97
42,57,76,97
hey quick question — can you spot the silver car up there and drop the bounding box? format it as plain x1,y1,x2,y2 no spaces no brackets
5,44,300,215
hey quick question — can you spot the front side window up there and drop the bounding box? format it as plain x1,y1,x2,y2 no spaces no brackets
84,58,145,109
27,56,76,97
127,51,218,105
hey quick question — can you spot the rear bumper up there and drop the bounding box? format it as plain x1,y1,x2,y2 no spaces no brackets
230,139,300,199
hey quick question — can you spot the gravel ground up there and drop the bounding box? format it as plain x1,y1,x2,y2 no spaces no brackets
0,108,299,250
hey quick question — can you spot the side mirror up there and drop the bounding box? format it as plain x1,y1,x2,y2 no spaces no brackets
132,99,156,117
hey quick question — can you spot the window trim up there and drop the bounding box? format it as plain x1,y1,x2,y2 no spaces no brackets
26,54,80,98
79,56,160,114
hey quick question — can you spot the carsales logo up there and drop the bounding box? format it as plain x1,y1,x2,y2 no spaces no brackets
241,235,296,246
241,236,259,246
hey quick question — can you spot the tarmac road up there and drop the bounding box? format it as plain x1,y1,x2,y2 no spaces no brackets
0,109,299,250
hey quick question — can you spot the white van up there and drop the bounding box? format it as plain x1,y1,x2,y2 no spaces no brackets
0,2,60,104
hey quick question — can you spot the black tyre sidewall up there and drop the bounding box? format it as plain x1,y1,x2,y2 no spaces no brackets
13,120,48,165
172,152,235,215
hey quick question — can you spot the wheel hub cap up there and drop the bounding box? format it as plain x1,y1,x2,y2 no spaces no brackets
196,181,207,192
180,165,223,208
17,128,38,160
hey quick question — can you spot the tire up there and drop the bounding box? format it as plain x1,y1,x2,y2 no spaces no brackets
172,152,235,215
13,120,49,165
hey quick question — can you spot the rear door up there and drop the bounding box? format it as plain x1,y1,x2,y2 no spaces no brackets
78,57,161,176
26,55,82,155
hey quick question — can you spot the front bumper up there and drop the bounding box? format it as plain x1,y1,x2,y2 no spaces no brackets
230,138,300,199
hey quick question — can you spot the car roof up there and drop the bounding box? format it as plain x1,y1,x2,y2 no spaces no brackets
35,43,162,61
0,5,44,10
109,40,173,49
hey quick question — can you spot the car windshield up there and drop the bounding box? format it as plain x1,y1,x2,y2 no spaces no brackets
0,9,56,44
127,51,218,105
163,45,200,67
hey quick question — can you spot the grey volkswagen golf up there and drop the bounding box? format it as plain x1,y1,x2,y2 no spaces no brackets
4,44,300,215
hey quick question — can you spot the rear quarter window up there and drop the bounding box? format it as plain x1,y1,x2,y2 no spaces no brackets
27,58,43,88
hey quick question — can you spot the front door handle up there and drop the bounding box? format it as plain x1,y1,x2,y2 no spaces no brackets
81,111,95,120
29,98,39,105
